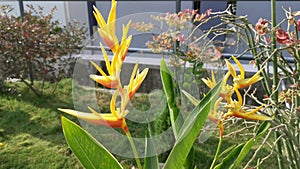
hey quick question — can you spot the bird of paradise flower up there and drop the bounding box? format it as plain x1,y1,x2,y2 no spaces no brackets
58,1,148,168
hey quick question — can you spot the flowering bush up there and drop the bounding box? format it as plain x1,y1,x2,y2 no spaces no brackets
0,5,87,96
132,8,222,88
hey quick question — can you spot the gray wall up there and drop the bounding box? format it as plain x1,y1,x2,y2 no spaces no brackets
0,1,66,25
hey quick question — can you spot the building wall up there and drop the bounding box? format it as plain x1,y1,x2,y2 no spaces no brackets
0,1,66,25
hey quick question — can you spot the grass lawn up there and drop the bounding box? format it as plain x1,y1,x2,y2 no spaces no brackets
0,79,278,168
0,79,82,169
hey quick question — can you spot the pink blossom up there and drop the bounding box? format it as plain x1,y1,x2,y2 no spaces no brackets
194,9,212,22
276,29,291,44
255,18,268,35
177,34,185,42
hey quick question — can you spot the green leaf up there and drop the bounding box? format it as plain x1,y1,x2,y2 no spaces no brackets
160,58,184,139
144,127,159,169
218,145,236,159
214,143,245,169
163,80,222,169
61,116,123,169
256,121,271,137
214,121,271,169
184,146,195,169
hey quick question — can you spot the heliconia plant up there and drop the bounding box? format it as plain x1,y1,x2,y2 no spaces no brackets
59,0,272,168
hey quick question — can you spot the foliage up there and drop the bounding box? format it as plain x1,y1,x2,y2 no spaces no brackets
0,5,87,96
196,1,300,168
0,79,279,168
58,1,276,169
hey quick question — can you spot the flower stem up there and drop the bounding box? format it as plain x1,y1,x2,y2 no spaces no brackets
270,0,284,168
210,133,223,169
125,130,142,169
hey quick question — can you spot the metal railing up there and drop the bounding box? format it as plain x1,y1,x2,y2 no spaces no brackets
7,0,297,62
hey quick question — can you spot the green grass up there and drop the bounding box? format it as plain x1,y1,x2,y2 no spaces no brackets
0,79,278,168
0,79,82,169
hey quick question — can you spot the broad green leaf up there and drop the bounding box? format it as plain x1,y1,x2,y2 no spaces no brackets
144,127,159,169
184,146,195,169
214,143,245,169
61,116,123,169
214,121,271,169
161,58,195,168
160,58,184,139
163,80,222,169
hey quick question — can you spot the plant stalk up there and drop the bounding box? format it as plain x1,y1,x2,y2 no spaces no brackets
126,131,142,169
271,0,284,168
210,133,223,169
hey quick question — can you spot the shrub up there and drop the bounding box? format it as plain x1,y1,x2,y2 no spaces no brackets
0,5,87,96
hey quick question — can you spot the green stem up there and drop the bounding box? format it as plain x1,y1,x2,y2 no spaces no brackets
270,1,284,168
294,16,300,108
126,131,142,169
244,24,271,95
210,135,223,169
271,0,278,104
293,18,300,147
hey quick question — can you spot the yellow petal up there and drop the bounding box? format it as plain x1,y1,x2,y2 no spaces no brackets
225,59,237,78
201,78,213,89
234,88,243,109
222,71,231,88
59,109,125,129
90,61,107,76
87,106,102,117
128,63,139,89
247,68,264,84
58,108,115,121
129,68,149,98
98,28,118,51
99,43,112,75
122,21,132,42
89,74,118,88
110,90,119,117
211,70,216,85
93,6,106,27
239,112,272,121
232,56,244,78
108,0,117,33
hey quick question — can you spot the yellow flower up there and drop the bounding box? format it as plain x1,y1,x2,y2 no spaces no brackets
93,1,118,52
225,56,263,89
89,44,119,88
224,88,272,121
201,70,217,89
181,90,222,124
59,89,128,133
126,63,149,99
116,63,149,116
89,39,132,88
0,143,3,146
59,65,149,133
202,70,234,103
89,21,132,88
59,0,149,135
59,111,128,134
